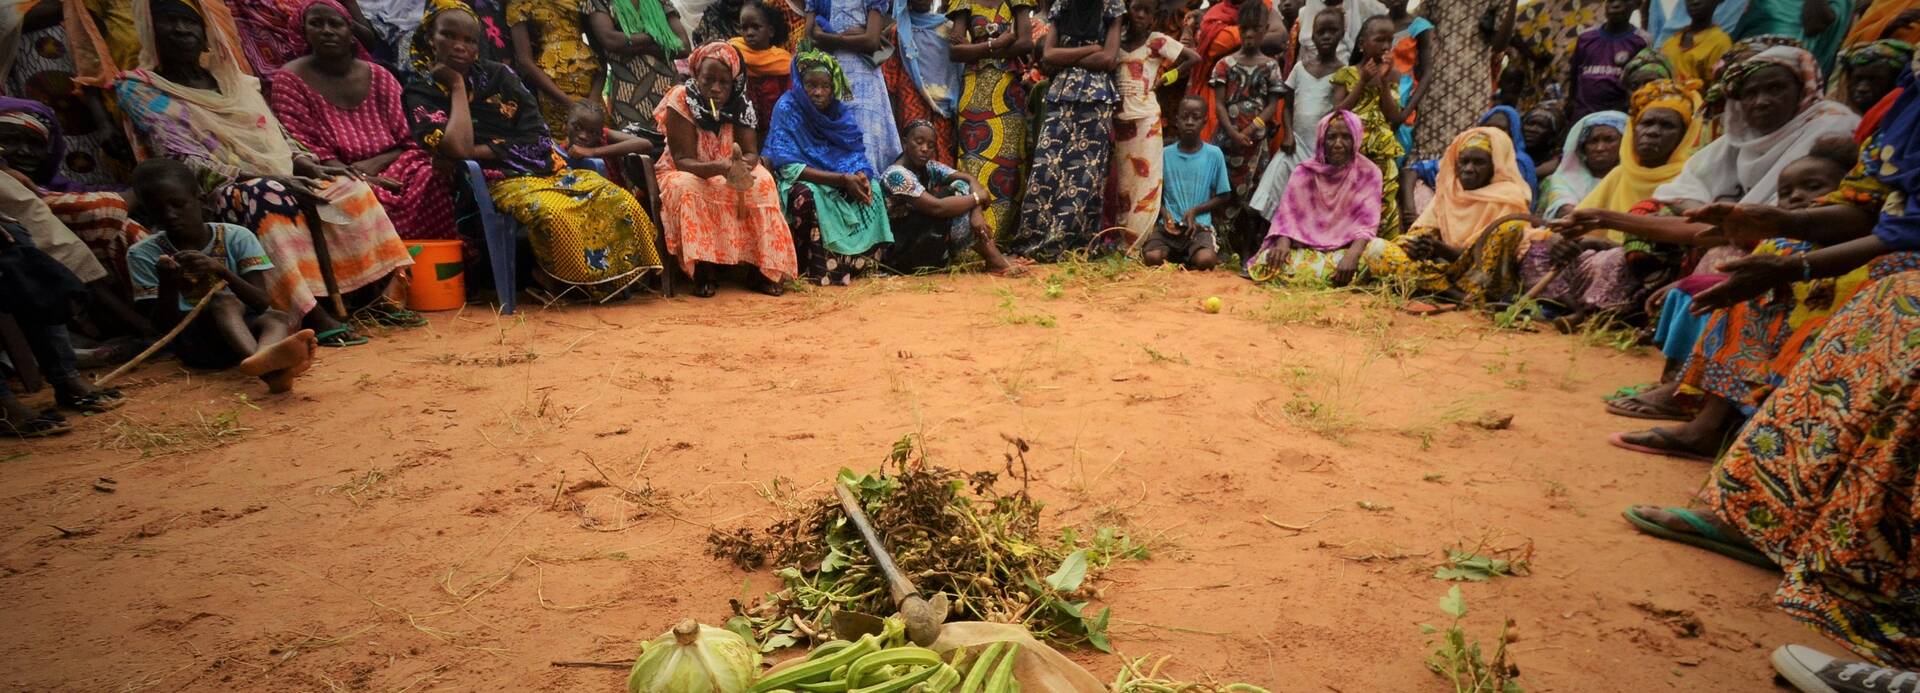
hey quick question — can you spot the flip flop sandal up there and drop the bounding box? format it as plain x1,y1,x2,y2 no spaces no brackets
1605,396,1693,421
1606,382,1656,402
56,388,125,414
1401,300,1461,316
1622,506,1774,569
988,264,1030,278
1609,429,1716,462
1246,263,1283,283
3,414,73,438
691,280,719,298
314,326,370,348
357,303,429,328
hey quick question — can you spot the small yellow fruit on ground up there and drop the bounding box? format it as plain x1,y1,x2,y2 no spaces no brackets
1202,296,1223,314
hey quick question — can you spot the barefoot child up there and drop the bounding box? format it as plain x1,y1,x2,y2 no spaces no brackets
1209,0,1284,259
1330,14,1407,237
125,159,317,393
1143,96,1229,270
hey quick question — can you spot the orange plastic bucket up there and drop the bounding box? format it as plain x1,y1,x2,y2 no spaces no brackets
405,240,466,311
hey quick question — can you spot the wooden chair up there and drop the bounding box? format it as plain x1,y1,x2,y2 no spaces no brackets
618,154,674,298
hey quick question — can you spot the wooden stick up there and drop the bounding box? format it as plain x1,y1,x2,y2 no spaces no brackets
93,279,227,388
548,660,633,669
1521,267,1561,302
303,206,349,319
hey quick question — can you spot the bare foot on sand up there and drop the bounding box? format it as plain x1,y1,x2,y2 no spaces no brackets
240,329,314,377
261,330,318,393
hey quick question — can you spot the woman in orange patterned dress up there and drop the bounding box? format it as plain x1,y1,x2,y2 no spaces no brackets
654,42,797,297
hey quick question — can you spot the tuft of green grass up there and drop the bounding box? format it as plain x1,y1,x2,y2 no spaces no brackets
993,289,1057,327
1140,344,1189,365
1575,313,1643,353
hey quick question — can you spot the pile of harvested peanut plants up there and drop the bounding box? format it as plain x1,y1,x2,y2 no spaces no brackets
708,436,1144,652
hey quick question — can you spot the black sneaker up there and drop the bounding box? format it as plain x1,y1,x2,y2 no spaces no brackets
1774,645,1920,693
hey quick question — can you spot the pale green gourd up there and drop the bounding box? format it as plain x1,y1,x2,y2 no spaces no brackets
627,620,761,693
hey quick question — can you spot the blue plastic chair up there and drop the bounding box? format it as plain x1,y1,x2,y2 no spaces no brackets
460,155,607,315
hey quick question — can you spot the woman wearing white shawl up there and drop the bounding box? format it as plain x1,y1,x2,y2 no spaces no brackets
1652,46,1859,209
100,0,415,346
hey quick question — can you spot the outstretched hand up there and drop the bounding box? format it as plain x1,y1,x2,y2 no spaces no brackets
1689,254,1798,314
1687,202,1794,243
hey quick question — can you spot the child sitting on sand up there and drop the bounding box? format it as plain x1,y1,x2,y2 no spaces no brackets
124,159,317,393
1143,96,1230,270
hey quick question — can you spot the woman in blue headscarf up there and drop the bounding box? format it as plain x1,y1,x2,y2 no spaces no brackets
805,0,901,169
1477,104,1539,194
764,50,893,285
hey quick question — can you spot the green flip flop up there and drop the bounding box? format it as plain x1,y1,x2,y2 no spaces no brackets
1622,506,1775,569
314,326,370,348
355,303,430,328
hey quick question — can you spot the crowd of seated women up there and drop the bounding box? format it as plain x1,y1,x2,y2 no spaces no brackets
5,0,1920,687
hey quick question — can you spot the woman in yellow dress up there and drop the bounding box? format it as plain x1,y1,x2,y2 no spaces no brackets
947,0,1032,240
1367,127,1535,307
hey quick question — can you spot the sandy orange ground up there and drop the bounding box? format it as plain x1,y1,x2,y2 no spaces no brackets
1,268,1812,691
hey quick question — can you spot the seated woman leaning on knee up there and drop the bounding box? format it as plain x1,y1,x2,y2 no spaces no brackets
402,2,666,304
653,41,798,297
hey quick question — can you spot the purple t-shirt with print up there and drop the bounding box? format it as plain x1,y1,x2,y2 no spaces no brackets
1568,27,1648,121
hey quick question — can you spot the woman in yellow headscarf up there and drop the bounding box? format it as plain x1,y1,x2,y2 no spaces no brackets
1518,79,1706,326
1365,127,1534,308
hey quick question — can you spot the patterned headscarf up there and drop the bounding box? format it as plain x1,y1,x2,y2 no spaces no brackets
0,109,50,139
1461,132,1494,153
1623,48,1674,83
762,50,870,176
1826,39,1916,110
1656,46,1860,206
0,97,101,192
1721,44,1822,111
1578,79,1703,215
288,0,374,60
794,49,850,100
1705,34,1803,107
408,0,477,75
1632,77,1704,123
685,41,756,129
1843,39,1917,75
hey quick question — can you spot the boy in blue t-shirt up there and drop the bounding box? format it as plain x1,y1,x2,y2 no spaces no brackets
1146,96,1232,270
124,159,317,393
